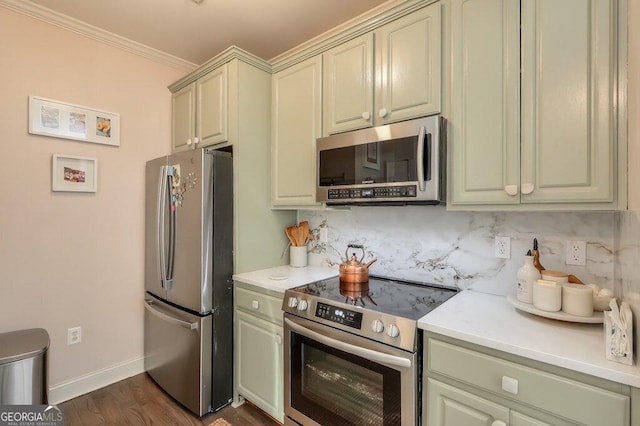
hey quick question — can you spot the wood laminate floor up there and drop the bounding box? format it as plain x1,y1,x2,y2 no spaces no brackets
59,373,280,425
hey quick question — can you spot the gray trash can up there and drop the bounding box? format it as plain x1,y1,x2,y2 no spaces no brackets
0,328,49,404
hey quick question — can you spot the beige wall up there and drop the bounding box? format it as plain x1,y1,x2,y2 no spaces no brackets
0,8,186,398
629,0,639,210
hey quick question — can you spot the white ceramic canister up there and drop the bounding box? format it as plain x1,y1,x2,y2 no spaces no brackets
533,279,562,312
541,270,569,283
562,283,594,317
517,255,541,304
290,246,308,267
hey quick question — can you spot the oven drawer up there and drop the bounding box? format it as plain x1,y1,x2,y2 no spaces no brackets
235,285,283,325
427,338,629,426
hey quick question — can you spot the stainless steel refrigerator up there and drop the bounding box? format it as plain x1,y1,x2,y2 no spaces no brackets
144,148,233,416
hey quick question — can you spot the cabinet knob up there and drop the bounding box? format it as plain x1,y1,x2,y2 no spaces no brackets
491,421,506,426
378,108,388,118
521,183,534,195
186,138,192,146
193,137,199,146
504,185,518,196
251,300,259,310
362,111,371,121
501,375,519,394
275,334,282,345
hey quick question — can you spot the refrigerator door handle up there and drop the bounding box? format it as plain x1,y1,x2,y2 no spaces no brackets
144,299,199,331
166,173,176,287
157,166,169,289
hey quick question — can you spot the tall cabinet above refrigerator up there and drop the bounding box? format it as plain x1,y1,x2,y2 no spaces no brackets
144,148,233,416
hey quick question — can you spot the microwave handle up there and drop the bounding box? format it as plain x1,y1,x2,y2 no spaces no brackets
416,126,426,191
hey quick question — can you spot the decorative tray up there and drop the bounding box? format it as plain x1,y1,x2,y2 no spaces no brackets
507,295,604,323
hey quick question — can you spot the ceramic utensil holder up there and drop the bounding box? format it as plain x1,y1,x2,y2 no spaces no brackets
290,246,307,267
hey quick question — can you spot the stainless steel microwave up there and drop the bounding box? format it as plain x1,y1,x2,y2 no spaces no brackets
316,115,445,205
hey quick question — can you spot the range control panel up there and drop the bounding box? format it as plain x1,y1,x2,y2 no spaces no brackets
327,185,417,200
315,302,363,329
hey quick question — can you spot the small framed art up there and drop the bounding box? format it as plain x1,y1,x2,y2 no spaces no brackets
52,154,98,192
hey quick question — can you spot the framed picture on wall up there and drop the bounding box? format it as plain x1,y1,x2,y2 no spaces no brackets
29,96,120,146
52,154,98,192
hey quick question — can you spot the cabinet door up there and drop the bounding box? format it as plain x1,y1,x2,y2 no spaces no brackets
172,83,196,152
426,378,509,426
511,411,560,426
376,3,441,125
323,33,374,135
272,56,322,207
449,0,520,205
520,0,614,204
197,64,228,147
235,310,284,422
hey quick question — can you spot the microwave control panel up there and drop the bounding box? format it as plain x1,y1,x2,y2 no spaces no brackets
327,185,417,200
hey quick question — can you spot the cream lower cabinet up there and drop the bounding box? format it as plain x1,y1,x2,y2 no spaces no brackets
448,0,622,209
171,64,228,152
234,282,284,422
271,56,322,208
424,334,631,426
322,3,441,135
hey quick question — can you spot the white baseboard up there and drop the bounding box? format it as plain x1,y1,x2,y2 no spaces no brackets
48,357,145,404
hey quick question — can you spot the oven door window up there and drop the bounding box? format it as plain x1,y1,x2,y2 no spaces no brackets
291,332,402,425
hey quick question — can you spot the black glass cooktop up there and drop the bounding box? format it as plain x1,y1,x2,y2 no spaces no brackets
290,275,458,320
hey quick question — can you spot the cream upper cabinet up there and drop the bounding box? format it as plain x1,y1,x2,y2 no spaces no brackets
449,0,620,209
322,3,441,136
170,51,295,273
376,3,441,125
322,33,374,135
449,0,520,205
520,0,614,204
272,56,323,207
172,83,196,152
196,64,228,147
172,64,228,152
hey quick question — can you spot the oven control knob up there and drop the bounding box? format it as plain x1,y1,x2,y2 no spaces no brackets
297,300,309,311
287,297,298,309
371,319,385,333
386,324,400,338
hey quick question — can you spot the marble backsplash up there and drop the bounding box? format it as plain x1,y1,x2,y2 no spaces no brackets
298,206,619,296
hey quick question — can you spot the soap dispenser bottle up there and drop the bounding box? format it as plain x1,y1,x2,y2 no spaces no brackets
517,250,541,304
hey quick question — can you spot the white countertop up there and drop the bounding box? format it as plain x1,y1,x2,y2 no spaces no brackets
418,290,640,388
232,265,338,293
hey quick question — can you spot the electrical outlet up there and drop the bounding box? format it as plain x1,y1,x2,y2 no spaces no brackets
67,326,82,345
565,240,587,266
494,236,511,259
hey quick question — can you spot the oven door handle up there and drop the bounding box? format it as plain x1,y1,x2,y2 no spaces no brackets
285,317,412,369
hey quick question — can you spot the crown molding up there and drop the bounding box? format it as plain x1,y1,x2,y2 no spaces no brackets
168,46,271,92
269,0,437,73
0,0,198,73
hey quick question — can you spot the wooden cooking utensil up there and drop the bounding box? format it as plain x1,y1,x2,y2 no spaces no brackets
568,274,584,284
286,226,298,246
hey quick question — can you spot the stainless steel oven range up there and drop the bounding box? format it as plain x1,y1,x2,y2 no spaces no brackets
282,276,458,426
